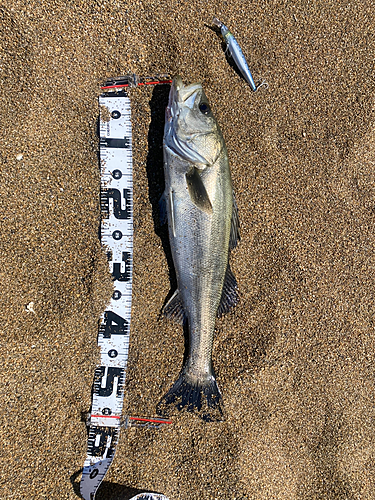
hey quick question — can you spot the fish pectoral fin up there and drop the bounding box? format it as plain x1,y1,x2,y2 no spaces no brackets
159,191,168,225
217,262,239,317
162,289,186,325
230,191,240,250
185,167,213,214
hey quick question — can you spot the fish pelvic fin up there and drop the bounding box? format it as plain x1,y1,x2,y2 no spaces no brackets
159,191,168,225
169,189,176,237
157,371,224,422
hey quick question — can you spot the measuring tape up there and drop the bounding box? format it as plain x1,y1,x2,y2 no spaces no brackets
80,76,172,500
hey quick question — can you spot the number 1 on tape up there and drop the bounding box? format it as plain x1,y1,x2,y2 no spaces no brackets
80,91,133,500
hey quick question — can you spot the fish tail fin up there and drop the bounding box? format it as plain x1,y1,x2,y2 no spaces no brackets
157,371,224,422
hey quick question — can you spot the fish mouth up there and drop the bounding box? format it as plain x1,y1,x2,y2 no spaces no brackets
165,76,211,165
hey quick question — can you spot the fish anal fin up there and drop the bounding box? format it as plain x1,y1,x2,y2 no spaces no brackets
217,262,239,317
185,167,213,214
162,289,186,325
230,191,240,250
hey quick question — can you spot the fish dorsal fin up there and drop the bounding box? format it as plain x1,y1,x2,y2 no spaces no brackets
162,289,186,325
185,167,213,214
217,263,239,317
230,192,240,250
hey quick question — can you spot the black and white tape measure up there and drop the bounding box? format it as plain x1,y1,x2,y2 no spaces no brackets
80,76,172,500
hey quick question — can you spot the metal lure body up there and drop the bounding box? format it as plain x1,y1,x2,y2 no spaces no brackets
213,17,257,91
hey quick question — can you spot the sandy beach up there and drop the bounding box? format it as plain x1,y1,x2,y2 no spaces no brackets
1,1,375,498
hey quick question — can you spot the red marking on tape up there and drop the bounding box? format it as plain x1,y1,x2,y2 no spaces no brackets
138,80,173,86
101,84,130,89
101,80,172,90
129,417,173,424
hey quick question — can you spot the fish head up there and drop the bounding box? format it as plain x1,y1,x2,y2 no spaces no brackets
164,76,224,167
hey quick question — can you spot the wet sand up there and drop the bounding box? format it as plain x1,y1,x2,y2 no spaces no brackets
1,1,375,499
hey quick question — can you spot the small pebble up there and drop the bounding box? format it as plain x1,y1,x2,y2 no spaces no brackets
25,302,35,314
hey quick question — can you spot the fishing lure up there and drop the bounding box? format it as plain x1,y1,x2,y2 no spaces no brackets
213,17,265,91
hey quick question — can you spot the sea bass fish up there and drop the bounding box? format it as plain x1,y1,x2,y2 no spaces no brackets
157,76,240,421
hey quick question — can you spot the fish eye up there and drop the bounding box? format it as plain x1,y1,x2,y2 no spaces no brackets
199,102,210,115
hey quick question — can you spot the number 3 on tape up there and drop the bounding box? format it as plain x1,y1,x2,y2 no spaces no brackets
80,91,133,500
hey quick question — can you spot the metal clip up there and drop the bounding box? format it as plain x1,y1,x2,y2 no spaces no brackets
101,74,172,91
